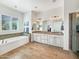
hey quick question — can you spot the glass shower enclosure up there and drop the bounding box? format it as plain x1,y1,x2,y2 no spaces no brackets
69,12,79,52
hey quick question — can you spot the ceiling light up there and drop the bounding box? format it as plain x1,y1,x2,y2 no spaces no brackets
34,6,38,8
76,13,79,17
52,0,56,3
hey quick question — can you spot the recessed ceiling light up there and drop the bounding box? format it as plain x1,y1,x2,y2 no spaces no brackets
52,0,56,3
34,6,38,8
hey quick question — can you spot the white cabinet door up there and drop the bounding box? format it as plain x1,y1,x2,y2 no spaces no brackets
34,33,38,41
47,35,52,45
36,34,41,42
59,36,63,48
31,34,34,41
41,34,44,43
55,35,61,47
40,34,47,44
56,37,61,47
54,35,63,48
44,34,48,44
50,35,54,45
47,35,50,45
53,36,58,47
33,34,35,41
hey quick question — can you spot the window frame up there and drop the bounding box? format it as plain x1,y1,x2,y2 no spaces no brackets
1,15,19,31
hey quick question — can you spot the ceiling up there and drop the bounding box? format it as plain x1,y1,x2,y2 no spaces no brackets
0,0,64,13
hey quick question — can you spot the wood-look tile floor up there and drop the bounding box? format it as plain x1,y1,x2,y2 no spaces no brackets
0,42,78,59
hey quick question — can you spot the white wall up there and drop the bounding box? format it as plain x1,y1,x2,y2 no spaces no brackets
32,11,40,19
38,7,64,20
0,4,24,35
64,0,79,51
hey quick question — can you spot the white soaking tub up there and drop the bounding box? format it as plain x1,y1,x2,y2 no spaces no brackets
0,36,29,55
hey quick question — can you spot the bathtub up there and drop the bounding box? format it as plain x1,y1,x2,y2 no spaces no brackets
0,36,29,55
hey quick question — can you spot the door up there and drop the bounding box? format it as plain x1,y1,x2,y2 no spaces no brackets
69,13,73,50
69,12,79,52
76,13,79,51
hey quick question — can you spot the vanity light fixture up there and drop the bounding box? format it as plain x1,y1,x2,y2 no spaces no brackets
51,16,60,19
33,21,37,24
14,5,17,8
76,13,79,17
50,16,62,21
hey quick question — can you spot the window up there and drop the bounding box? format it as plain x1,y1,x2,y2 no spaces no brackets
24,21,29,33
24,27,29,33
26,28,29,33
2,15,11,30
24,21,29,26
2,15,19,31
12,17,18,30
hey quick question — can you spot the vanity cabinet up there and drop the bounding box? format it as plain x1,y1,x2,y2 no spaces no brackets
32,33,63,48
41,34,48,44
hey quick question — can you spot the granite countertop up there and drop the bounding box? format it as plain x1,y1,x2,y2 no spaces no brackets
32,31,64,35
0,32,29,40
